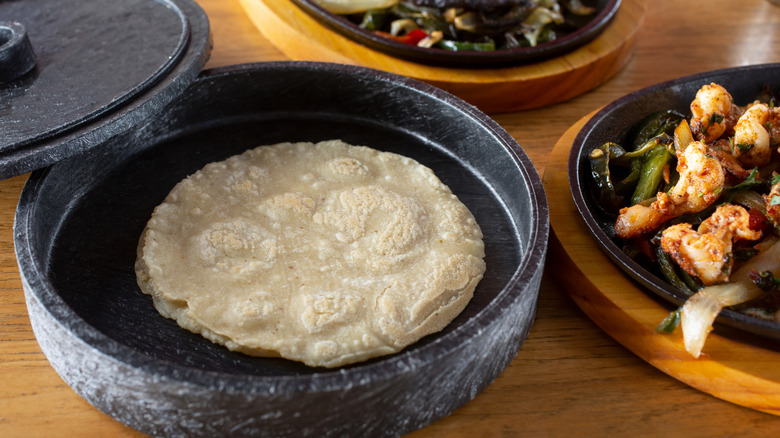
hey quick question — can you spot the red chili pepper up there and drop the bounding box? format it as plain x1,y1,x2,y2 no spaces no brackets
374,29,428,45
635,237,656,262
747,207,771,233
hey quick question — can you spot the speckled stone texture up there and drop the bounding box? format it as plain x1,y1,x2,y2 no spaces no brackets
23,267,542,437
15,62,548,437
0,0,211,180
0,22,36,83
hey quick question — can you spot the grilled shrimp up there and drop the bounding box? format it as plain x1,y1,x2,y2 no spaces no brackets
615,141,725,239
690,83,737,142
768,106,780,146
733,102,772,167
660,205,761,285
764,175,780,228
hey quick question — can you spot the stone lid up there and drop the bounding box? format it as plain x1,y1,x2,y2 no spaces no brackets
0,0,211,180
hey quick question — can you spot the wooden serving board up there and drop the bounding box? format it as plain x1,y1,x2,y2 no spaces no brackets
239,0,646,113
544,113,780,416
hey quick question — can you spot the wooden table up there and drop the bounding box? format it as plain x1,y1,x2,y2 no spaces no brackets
2,0,780,436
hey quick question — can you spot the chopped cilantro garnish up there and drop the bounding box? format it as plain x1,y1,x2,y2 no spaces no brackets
721,168,763,202
736,142,754,154
708,113,725,125
731,168,762,191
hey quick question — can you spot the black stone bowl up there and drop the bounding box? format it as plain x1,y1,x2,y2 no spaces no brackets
290,0,620,67
14,61,549,437
569,63,780,342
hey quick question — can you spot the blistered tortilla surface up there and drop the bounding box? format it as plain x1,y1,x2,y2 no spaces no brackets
135,140,485,368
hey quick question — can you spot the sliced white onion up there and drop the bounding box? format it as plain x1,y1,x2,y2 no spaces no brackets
681,284,744,358
563,0,596,15
731,189,766,213
390,18,417,36
680,239,780,357
674,119,694,151
522,8,563,46
311,0,398,14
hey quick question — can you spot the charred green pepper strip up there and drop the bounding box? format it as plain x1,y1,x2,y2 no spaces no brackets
589,139,664,207
614,166,641,195
592,140,664,166
360,9,388,31
390,2,424,18
593,142,626,161
437,39,496,51
608,140,657,166
613,152,645,196
655,245,696,295
630,110,685,149
612,149,647,196
656,308,682,333
623,139,662,159
630,139,674,205
679,264,703,292
589,143,623,211
604,134,673,198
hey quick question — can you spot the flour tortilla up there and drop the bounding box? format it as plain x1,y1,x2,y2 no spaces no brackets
135,140,485,368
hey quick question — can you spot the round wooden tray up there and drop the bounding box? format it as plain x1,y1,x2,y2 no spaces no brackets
544,113,780,416
239,0,647,113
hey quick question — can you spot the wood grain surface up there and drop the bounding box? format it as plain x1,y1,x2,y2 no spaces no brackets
2,0,780,436
239,0,645,113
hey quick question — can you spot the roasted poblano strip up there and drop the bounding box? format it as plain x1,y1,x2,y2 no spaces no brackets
360,9,388,30
589,112,684,214
656,308,682,333
655,244,697,295
630,134,675,205
438,39,496,51
589,143,625,211
631,110,685,149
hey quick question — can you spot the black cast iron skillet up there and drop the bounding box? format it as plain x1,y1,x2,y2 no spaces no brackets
290,0,620,67
569,63,780,344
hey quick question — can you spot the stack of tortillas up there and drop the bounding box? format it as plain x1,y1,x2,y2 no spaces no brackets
135,140,485,368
